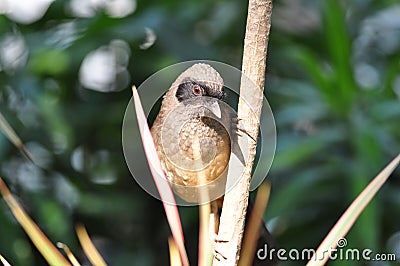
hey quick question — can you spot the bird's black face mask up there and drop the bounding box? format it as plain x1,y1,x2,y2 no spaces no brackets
175,79,226,119
175,78,226,102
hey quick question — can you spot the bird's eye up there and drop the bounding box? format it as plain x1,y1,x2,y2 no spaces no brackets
193,84,203,96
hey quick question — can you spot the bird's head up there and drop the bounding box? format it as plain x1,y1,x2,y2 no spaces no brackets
162,63,226,118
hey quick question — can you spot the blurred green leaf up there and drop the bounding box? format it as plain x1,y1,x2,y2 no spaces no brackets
324,0,356,109
273,127,344,170
29,49,70,75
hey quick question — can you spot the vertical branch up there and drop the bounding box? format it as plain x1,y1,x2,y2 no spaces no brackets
213,0,273,265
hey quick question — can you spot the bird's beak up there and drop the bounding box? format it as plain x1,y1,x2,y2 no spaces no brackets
204,99,222,119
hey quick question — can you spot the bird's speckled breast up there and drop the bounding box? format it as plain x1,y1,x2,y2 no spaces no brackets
172,117,230,185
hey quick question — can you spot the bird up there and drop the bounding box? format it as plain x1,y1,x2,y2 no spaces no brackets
150,63,277,265
151,63,231,204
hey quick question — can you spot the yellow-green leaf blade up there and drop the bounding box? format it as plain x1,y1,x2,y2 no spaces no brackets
0,177,70,266
75,224,107,266
168,237,182,266
0,254,11,266
239,182,271,266
0,111,33,162
307,154,400,266
57,242,81,266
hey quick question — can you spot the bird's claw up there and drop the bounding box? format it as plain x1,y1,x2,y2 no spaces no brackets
231,118,257,142
213,239,229,261
214,249,227,261
236,127,257,142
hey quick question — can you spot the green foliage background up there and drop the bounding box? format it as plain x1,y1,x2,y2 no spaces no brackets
0,0,399,265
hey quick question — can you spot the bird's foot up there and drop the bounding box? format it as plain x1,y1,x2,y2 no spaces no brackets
213,238,229,261
231,119,257,142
